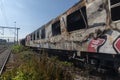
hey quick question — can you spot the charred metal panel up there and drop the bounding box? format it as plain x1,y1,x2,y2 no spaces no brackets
35,31,37,40
60,14,68,35
45,23,52,39
87,0,95,4
87,0,106,27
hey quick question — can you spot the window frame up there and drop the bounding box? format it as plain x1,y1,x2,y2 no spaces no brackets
41,28,46,39
31,33,33,41
30,34,32,41
37,30,40,39
109,0,120,23
52,20,61,36
33,32,36,40
66,6,88,32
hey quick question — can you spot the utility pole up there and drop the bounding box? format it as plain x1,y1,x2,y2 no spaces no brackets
0,26,20,44
16,28,20,44
14,22,16,44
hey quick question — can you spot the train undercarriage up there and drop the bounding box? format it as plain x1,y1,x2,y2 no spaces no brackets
31,47,120,73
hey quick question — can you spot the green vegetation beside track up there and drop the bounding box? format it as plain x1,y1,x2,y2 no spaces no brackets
0,45,74,80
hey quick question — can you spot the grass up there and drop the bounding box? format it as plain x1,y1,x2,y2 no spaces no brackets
1,45,74,80
11,44,28,54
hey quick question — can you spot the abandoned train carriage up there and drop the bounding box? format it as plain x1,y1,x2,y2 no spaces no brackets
25,0,120,71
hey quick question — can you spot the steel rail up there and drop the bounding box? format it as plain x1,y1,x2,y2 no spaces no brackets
0,48,7,54
0,49,11,75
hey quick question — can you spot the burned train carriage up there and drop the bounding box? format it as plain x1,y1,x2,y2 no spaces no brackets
26,0,120,71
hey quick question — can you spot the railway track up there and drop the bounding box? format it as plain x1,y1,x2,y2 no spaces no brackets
0,48,11,75
0,48,8,54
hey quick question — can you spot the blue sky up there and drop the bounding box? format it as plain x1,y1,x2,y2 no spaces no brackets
0,0,79,41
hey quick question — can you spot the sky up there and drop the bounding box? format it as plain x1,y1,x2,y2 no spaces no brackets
0,0,79,41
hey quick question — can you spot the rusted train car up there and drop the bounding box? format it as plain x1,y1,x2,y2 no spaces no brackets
25,0,120,72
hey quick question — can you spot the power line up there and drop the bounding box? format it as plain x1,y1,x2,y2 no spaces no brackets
0,26,20,29
0,26,20,44
0,36,14,38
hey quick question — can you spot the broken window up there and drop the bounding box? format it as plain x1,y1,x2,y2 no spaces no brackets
37,30,39,39
111,6,120,21
110,0,120,21
33,33,35,40
31,35,32,41
67,6,87,32
41,28,45,39
52,20,61,36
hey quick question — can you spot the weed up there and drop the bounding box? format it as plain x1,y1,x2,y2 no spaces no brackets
1,49,74,80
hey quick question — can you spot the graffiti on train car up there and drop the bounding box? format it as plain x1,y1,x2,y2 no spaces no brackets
88,38,106,52
113,36,120,53
87,29,120,54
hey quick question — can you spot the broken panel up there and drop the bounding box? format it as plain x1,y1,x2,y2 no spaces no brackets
67,6,87,32
52,20,61,36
